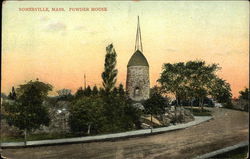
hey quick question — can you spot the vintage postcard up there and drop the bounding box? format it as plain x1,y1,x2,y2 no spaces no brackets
1,1,249,159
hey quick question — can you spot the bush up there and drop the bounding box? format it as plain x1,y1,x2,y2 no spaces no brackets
69,97,105,134
102,94,141,133
185,108,212,116
69,95,142,135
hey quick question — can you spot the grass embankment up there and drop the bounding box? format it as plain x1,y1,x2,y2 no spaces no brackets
185,107,212,116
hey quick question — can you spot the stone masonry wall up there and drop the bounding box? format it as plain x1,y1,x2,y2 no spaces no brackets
126,66,150,101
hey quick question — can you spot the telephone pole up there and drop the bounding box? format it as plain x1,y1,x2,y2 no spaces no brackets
84,74,86,89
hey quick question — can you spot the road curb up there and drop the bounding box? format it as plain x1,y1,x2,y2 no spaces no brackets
193,141,249,159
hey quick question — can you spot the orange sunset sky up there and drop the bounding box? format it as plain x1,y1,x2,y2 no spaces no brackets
2,1,249,98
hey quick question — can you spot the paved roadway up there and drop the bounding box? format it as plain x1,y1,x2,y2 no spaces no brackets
2,108,249,159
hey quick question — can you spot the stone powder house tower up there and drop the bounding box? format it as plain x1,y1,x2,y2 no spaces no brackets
126,17,150,102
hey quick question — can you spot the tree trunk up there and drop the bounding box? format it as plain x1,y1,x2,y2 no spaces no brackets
201,98,204,112
24,129,27,146
191,98,193,113
87,124,91,134
198,98,201,112
150,114,153,133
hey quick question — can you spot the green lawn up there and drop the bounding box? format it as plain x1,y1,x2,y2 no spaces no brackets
0,136,24,142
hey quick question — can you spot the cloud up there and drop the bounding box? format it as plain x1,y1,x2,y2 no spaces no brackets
213,50,244,56
74,25,86,30
39,16,49,22
73,24,101,35
166,48,177,52
44,21,67,32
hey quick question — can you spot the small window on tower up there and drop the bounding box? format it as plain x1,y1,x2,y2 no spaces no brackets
134,87,140,97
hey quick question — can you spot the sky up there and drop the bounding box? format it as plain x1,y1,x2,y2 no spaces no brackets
2,1,249,97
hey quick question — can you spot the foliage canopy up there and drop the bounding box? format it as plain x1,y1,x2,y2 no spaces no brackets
101,44,118,93
4,80,52,132
158,60,232,107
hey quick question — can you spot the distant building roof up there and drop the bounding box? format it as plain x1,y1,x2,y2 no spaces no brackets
127,50,149,67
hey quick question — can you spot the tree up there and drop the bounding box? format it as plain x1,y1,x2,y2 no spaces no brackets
99,87,106,96
69,97,105,134
4,80,52,143
239,88,249,100
101,44,118,93
150,85,162,97
75,87,84,98
8,92,12,100
118,83,125,96
57,89,71,97
92,85,99,96
84,85,92,96
8,86,17,100
158,60,230,111
57,88,73,101
143,92,167,121
112,87,118,95
209,78,232,104
158,62,187,106
186,61,220,110
102,94,140,132
239,88,249,111
69,95,140,134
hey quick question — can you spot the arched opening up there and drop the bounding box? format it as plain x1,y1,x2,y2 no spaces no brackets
134,87,140,97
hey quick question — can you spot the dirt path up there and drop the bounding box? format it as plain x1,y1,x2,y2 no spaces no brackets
2,108,249,159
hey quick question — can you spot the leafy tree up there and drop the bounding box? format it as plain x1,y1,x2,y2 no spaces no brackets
143,92,167,118
4,80,52,143
101,44,118,94
92,85,99,96
150,85,162,97
112,87,118,95
102,94,140,132
84,85,92,96
57,89,71,97
57,88,73,101
122,99,142,129
69,95,140,134
99,87,106,96
239,88,249,111
11,86,17,100
158,62,187,106
118,83,125,96
8,86,17,100
69,97,105,134
239,88,249,100
186,61,220,109
75,87,84,98
158,60,230,111
209,78,232,104
8,92,12,100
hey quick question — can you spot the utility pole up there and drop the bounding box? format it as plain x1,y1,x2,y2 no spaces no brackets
84,74,86,90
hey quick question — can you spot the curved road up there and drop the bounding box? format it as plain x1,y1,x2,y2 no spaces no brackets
2,108,249,159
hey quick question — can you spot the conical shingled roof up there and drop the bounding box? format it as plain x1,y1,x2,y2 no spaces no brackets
127,50,149,67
